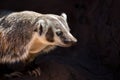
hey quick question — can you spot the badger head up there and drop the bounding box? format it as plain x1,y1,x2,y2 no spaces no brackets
32,13,77,50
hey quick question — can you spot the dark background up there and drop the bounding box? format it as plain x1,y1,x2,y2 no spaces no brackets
0,0,120,80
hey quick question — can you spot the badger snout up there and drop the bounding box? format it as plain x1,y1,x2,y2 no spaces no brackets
62,36,77,47
64,38,77,44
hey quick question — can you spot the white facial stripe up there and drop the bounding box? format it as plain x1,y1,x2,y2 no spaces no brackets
47,15,67,31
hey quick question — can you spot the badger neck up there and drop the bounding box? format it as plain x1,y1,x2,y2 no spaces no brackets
29,42,47,54
29,33,48,54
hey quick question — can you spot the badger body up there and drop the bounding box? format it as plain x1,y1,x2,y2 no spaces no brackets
0,11,77,63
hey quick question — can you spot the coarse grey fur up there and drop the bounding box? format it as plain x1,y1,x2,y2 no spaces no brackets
0,11,77,63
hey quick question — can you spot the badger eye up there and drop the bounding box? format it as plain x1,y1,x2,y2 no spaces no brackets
56,31,63,36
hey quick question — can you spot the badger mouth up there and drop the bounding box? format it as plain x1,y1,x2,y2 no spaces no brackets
57,43,74,47
58,38,77,47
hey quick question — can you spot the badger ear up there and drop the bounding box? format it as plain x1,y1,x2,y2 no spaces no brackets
34,20,45,35
61,13,67,20
38,20,46,28
39,20,45,35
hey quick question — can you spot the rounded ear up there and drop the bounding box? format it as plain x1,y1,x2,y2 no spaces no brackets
38,20,46,27
34,19,46,35
61,13,67,20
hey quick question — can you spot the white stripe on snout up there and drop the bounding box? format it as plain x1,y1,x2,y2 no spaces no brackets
47,15,67,30
67,32,77,42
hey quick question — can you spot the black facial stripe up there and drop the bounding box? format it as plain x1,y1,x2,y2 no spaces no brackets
57,17,70,31
46,27,54,42
39,24,43,35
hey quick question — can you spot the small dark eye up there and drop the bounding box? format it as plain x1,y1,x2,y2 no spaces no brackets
56,31,63,36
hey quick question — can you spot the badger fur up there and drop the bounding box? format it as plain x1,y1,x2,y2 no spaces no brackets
0,11,77,63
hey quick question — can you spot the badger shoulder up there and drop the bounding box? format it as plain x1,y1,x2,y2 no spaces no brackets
0,11,57,63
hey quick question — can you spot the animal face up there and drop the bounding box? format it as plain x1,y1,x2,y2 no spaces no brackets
35,13,77,47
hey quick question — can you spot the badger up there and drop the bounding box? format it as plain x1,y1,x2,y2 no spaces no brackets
0,11,77,77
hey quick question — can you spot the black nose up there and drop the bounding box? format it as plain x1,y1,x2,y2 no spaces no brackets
63,39,77,46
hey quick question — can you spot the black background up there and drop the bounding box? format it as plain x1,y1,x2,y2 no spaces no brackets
0,0,120,80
